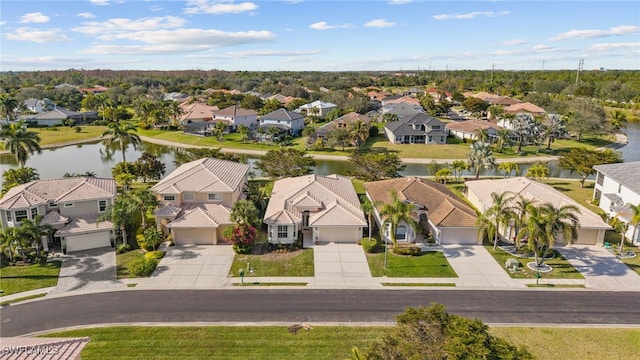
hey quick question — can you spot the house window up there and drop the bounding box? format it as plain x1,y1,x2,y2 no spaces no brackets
428,136,433,142
618,184,622,193
99,200,107,212
7,211,12,223
184,193,194,201
49,202,58,208
15,210,28,222
596,172,604,186
432,125,441,130
208,193,222,201
440,136,445,142
30,207,38,218
396,225,407,240
64,203,74,208
163,195,175,201
277,225,288,238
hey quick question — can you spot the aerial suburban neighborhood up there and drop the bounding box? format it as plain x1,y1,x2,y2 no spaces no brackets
1,0,640,357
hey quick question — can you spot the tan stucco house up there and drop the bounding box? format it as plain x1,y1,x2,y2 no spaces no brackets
365,177,478,245
151,158,250,245
0,177,116,253
263,174,366,245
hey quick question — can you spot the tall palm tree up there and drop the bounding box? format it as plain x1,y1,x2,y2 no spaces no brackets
511,195,536,249
477,191,515,250
230,199,261,228
628,203,640,246
496,127,511,152
348,120,369,147
19,215,52,254
608,215,629,254
130,188,159,229
0,94,19,122
361,197,382,241
0,227,23,263
101,122,141,163
1,120,42,167
2,167,39,195
540,114,566,150
609,110,627,133
100,194,138,248
497,162,519,178
379,190,418,248
475,128,489,144
467,141,495,179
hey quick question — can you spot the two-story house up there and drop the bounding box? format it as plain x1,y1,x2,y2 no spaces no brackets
258,108,305,136
0,177,117,253
211,105,258,131
593,161,640,244
263,174,366,245
295,100,338,118
384,113,447,145
151,158,250,245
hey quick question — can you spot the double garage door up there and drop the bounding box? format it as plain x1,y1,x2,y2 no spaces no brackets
64,231,112,253
173,228,218,245
316,227,360,244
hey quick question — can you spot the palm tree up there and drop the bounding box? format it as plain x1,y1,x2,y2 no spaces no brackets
143,227,165,250
477,191,515,250
0,94,19,122
130,188,159,229
101,122,142,163
0,227,23,263
19,215,52,255
96,93,114,122
540,114,566,150
230,199,261,227
115,173,136,192
361,197,382,242
511,195,536,249
348,120,369,147
451,160,468,181
497,162,519,178
434,167,452,184
475,128,489,144
467,141,495,179
213,121,226,141
496,127,511,152
237,124,250,142
609,110,628,133
1,120,42,167
379,190,418,248
628,203,640,246
100,194,138,248
2,167,39,195
608,215,629,254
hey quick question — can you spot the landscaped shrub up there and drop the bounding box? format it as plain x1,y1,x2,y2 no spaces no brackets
144,250,165,260
361,237,379,253
393,246,422,256
224,225,257,254
127,256,158,277
116,244,131,254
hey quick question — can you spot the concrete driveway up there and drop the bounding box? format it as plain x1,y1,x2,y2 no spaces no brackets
312,243,377,288
49,246,121,295
557,245,640,290
137,245,235,288
442,245,522,288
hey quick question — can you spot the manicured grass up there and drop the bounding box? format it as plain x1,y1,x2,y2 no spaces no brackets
229,248,314,277
366,249,458,278
233,282,308,286
485,247,584,279
542,179,603,215
351,178,366,197
382,282,456,287
619,246,640,276
32,125,108,146
490,327,640,360
0,261,61,296
116,250,146,279
525,284,585,288
0,293,47,306
44,326,382,359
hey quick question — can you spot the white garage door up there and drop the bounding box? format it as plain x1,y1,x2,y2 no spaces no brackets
65,232,111,252
174,228,216,245
317,227,359,243
439,228,479,245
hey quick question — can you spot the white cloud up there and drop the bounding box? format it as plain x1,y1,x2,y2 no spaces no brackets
532,44,554,51
73,16,185,35
19,12,50,23
365,19,396,28
90,0,110,6
76,12,96,19
388,0,413,4
589,42,640,52
433,11,509,20
0,21,6,26
109,28,274,45
551,25,640,41
149,5,164,12
309,21,351,30
502,38,527,46
5,28,72,43
83,44,213,55
184,0,258,15
188,49,320,59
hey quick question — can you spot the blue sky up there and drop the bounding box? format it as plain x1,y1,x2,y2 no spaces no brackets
1,1,639,72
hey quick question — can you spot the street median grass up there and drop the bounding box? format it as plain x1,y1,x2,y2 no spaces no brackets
382,282,456,287
0,293,47,306
366,250,457,278
619,246,640,276
229,248,314,277
233,282,308,286
0,261,61,296
486,247,584,279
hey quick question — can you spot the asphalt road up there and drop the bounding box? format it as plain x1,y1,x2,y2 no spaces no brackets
2,289,639,336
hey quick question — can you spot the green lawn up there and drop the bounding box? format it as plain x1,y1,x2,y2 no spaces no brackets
32,125,108,146
229,248,314,277
542,179,603,215
485,247,584,279
42,325,640,360
0,261,61,296
115,250,146,279
366,249,457,278
619,246,640,276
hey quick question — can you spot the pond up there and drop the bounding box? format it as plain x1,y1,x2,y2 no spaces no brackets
2,122,639,180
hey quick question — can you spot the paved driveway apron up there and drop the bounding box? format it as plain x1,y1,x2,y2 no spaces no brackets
138,245,235,288
557,245,640,290
49,247,121,294
442,245,522,288
312,243,377,288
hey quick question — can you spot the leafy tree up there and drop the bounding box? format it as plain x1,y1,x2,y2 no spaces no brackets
212,121,226,141
223,224,257,254
477,191,515,250
381,113,399,123
1,120,42,167
510,113,539,152
451,160,468,181
143,227,165,251
134,151,166,182
348,152,405,182
564,98,607,141
497,162,519,178
240,94,264,111
328,127,351,151
255,148,315,179
347,120,369,147
434,167,452,184
230,200,261,228
19,215,52,255
496,127,511,152
467,141,495,179
609,110,627,133
99,193,139,248
525,161,550,180
360,304,532,360
237,124,250,142
0,94,19,121
101,122,142,163
462,97,489,114
540,113,567,149
627,203,640,246
2,167,39,195
379,190,418,248
172,147,239,166
130,187,159,229
559,148,622,188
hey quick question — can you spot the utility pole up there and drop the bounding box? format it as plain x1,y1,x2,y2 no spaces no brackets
576,59,584,84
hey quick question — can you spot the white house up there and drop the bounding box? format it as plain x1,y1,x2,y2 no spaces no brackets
211,105,258,130
296,100,338,118
259,108,306,135
593,161,640,244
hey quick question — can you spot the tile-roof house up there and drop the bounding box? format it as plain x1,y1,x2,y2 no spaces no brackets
178,102,220,125
365,177,478,245
0,177,117,253
466,177,611,246
384,113,447,145
381,95,421,107
296,100,338,118
446,119,507,142
503,102,545,116
259,108,306,136
316,112,372,142
211,105,258,130
593,161,640,244
151,158,250,245
0,336,90,360
264,174,366,245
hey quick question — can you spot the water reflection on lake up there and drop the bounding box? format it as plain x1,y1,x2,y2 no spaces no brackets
2,122,639,180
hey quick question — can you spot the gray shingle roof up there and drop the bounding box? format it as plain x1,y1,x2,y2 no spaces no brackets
260,108,304,122
593,161,640,195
